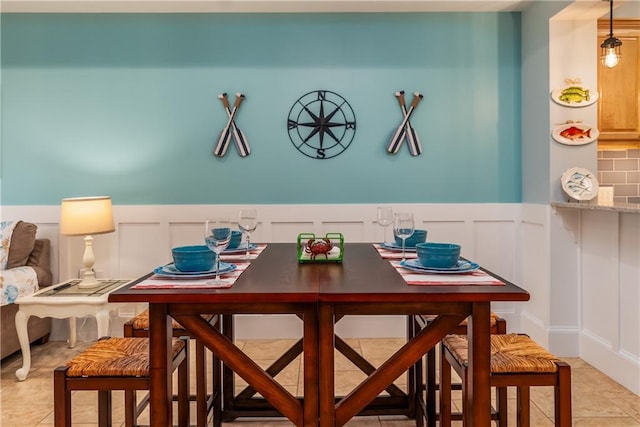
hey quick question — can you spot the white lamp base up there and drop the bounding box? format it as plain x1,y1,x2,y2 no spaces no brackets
77,235,102,289
77,269,102,289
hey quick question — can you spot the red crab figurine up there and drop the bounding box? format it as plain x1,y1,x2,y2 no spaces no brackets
305,238,333,260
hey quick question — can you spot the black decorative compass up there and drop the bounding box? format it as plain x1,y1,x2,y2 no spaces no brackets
287,90,356,159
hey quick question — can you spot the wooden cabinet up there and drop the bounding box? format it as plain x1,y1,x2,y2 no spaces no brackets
598,19,640,147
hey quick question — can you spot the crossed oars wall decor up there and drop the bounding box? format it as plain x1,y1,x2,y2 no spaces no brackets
387,90,423,156
213,92,251,157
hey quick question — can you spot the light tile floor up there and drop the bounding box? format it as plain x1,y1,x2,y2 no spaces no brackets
1,338,639,426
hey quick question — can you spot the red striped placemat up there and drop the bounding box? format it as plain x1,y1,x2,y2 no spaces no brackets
390,260,505,286
375,244,503,285
220,244,267,262
373,243,418,260
131,244,267,290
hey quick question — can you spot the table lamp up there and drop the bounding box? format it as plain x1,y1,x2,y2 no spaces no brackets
60,196,115,289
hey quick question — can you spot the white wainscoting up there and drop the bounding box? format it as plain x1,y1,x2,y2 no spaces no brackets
551,206,640,395
2,203,524,339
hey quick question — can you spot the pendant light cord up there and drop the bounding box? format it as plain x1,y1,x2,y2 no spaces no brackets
609,0,614,38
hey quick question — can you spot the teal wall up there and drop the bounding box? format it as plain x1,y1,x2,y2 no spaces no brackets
1,12,521,205
521,2,563,204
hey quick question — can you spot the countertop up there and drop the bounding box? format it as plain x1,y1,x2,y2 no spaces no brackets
551,201,640,214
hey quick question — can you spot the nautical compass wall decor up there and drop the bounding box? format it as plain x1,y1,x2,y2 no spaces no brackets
287,90,356,159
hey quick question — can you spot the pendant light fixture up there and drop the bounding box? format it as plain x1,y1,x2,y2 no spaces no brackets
600,0,622,69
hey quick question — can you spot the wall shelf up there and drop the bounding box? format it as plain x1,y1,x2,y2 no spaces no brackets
552,201,640,214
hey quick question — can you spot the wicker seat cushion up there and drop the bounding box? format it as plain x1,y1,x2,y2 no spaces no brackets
443,333,560,374
66,337,184,378
130,309,214,331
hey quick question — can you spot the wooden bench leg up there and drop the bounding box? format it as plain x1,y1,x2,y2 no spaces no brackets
409,316,423,427
196,339,207,427
124,390,136,427
556,362,572,427
439,344,452,427
212,345,222,427
178,337,190,427
97,390,112,427
426,345,436,427
497,385,508,427
54,367,71,427
461,364,469,426
517,386,530,427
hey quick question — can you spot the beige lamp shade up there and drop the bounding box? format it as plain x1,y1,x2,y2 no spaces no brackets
60,196,115,236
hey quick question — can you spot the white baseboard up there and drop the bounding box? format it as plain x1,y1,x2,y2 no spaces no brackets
548,327,580,357
519,309,548,346
581,330,640,396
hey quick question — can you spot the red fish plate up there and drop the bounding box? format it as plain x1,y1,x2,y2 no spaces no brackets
552,123,599,146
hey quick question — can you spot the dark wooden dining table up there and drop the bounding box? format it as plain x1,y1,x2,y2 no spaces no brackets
109,242,529,427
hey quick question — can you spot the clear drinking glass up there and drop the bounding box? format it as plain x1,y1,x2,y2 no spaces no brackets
238,209,258,260
393,212,415,263
204,219,232,285
377,207,394,243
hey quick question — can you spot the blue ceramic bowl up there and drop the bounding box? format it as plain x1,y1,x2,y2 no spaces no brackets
415,242,461,268
227,230,243,249
172,245,215,272
394,229,428,248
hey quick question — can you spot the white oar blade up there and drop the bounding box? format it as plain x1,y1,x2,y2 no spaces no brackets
213,128,232,157
233,127,250,157
407,127,422,156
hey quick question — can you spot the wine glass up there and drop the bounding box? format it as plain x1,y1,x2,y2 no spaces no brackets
238,209,258,260
377,207,394,243
393,212,415,263
204,219,232,285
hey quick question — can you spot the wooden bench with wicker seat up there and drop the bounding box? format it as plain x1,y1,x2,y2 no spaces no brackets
54,336,189,427
124,309,221,427
439,333,572,427
411,312,507,427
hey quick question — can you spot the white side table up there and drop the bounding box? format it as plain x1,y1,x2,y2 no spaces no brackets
14,278,131,381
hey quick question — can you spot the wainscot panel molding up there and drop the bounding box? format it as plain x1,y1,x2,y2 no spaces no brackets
552,205,640,395
1,203,525,339
520,203,552,347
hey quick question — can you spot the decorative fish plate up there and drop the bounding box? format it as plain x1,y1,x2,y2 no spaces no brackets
561,167,599,201
552,123,599,146
551,85,598,108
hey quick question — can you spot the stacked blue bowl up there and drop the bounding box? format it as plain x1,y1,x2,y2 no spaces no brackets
415,243,461,268
172,245,215,272
394,229,428,247
227,230,243,249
